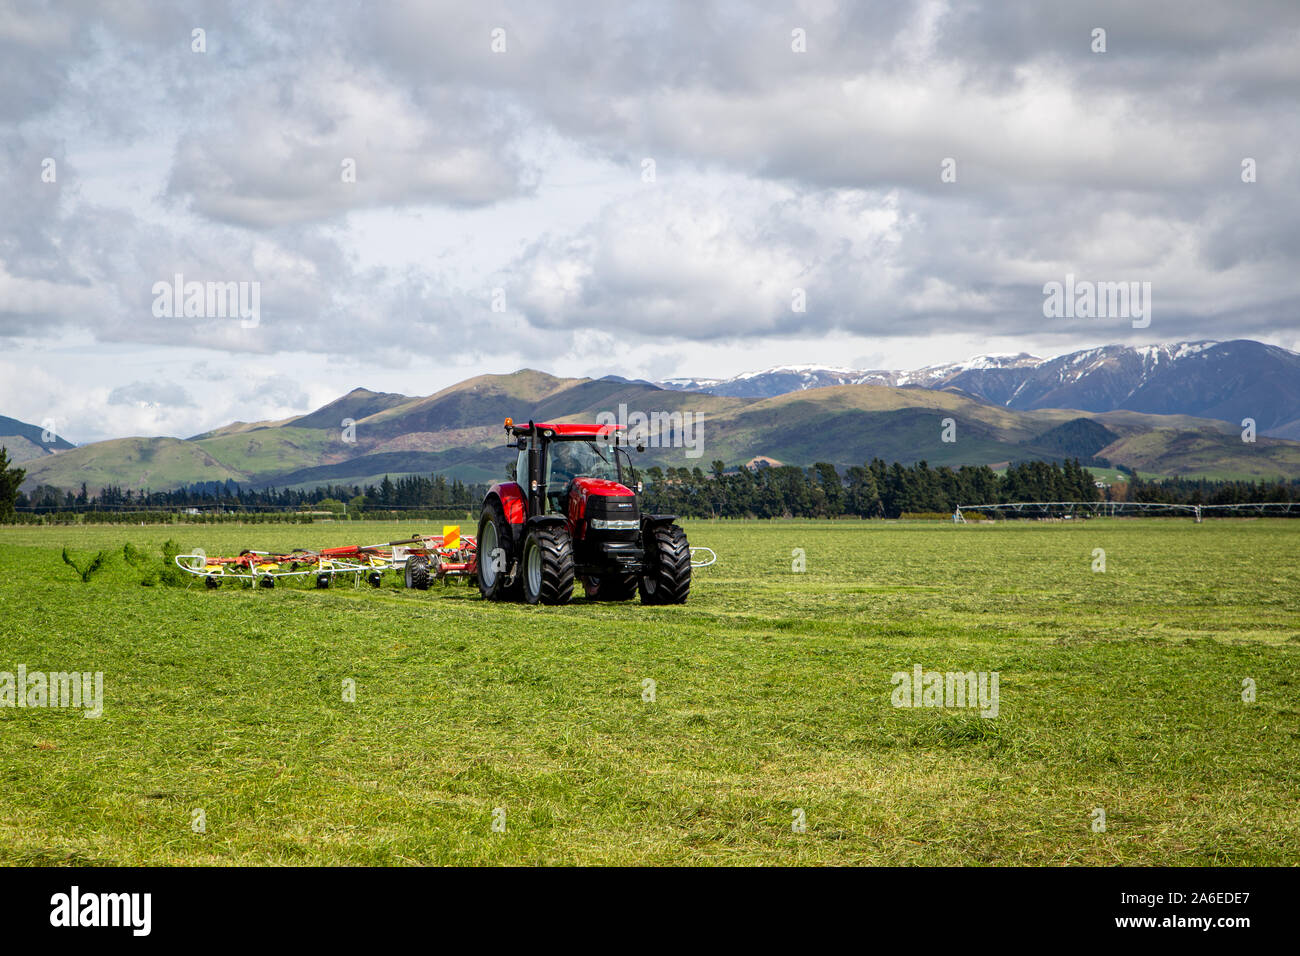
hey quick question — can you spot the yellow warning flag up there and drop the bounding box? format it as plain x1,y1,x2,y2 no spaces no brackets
442,525,461,549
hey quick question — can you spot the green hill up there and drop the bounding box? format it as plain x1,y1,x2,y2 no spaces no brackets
19,437,246,492
1024,418,1120,461
1097,428,1300,480
192,427,339,476
0,414,76,464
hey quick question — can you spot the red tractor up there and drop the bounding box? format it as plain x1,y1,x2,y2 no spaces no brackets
475,418,692,605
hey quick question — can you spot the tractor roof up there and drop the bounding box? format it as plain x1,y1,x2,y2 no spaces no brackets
506,419,625,439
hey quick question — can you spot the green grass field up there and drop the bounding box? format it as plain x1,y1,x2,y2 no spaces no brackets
1,518,1297,865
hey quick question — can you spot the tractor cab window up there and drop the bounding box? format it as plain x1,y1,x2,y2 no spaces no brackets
546,440,620,490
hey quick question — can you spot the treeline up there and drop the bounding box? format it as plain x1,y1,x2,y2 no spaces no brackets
6,510,326,526
16,475,489,514
362,474,479,508
5,508,479,527
635,459,1101,519
1127,476,1300,505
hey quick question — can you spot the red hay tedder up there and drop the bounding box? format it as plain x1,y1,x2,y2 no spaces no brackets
175,416,713,604
176,531,478,590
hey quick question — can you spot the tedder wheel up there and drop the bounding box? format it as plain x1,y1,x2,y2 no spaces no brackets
476,500,522,601
583,573,637,601
258,576,275,589
315,573,331,589
404,555,431,590
639,523,691,605
368,571,383,588
205,575,220,589
521,526,575,606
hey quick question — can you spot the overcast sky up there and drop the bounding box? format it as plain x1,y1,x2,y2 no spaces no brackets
2,0,1298,443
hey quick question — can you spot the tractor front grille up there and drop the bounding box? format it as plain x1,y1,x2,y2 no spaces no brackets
586,494,638,523
586,494,639,542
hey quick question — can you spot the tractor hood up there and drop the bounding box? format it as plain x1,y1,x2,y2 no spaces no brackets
571,477,633,497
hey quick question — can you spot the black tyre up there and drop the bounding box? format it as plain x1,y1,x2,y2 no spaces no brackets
368,571,383,588
315,573,331,589
205,575,220,589
404,555,431,590
258,575,275,588
583,573,637,601
521,526,575,606
476,500,522,601
639,523,691,605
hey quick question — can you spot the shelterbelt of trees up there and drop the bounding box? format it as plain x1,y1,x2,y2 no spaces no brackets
10,455,1300,521
635,459,1100,519
636,460,1300,519
17,473,475,514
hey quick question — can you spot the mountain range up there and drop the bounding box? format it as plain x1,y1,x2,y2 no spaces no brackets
7,342,1300,495
659,340,1300,440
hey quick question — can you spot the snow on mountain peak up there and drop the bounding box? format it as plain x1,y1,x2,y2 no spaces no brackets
655,340,1281,403
734,364,860,380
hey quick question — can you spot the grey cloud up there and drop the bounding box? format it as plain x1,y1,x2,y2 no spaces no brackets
0,3,81,123
503,175,1300,345
166,73,537,227
351,1,1300,191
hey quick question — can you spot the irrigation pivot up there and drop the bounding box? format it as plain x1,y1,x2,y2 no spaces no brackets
955,501,1300,521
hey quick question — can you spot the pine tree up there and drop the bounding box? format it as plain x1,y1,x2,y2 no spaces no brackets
813,463,843,517
0,446,26,521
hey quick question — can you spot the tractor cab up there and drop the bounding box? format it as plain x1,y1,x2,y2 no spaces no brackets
515,431,633,515
476,418,691,606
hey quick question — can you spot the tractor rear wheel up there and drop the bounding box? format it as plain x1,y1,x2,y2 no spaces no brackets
521,526,574,605
404,555,431,590
477,500,522,601
639,523,691,605
583,573,637,601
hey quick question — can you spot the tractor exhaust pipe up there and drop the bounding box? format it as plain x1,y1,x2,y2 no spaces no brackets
527,419,546,516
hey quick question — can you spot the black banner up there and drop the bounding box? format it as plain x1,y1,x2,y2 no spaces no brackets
0,866,1281,942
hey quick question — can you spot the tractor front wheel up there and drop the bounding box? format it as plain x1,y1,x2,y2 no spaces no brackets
639,523,691,605
521,526,574,606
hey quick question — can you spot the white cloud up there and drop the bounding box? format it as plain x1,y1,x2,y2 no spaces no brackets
508,181,908,338
167,68,535,227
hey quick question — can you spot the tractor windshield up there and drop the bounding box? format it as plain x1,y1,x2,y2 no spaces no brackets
546,440,621,487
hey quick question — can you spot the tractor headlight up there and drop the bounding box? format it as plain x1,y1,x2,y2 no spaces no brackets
589,518,639,530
